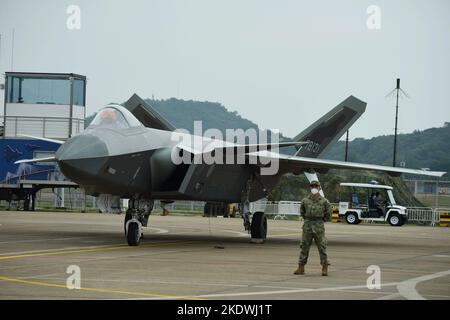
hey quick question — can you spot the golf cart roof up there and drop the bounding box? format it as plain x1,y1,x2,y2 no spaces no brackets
340,183,393,190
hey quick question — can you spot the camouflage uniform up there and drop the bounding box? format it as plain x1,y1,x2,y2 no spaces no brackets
298,193,332,266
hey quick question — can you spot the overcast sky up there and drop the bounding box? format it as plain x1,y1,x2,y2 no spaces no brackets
0,0,449,139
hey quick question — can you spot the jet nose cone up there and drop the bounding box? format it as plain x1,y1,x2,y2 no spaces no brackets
56,134,108,161
56,135,109,181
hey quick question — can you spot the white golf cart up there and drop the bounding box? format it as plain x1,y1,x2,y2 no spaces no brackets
338,182,407,226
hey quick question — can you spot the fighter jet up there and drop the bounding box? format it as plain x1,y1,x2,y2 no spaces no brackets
16,94,446,246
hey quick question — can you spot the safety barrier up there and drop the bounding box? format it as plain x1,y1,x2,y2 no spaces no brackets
437,209,450,227
405,207,440,226
153,200,206,213
120,200,450,227
331,207,340,223
6,194,450,227
253,203,449,226
250,201,301,220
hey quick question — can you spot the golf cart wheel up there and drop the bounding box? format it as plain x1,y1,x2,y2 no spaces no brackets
345,212,360,225
388,213,403,226
251,211,267,240
127,221,141,246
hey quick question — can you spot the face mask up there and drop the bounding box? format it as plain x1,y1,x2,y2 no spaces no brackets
311,188,319,195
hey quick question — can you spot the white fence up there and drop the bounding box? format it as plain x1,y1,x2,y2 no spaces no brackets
155,200,448,226
1,115,84,139
3,193,449,227
250,201,302,220
406,207,440,226
252,201,448,225
153,200,206,213
34,188,93,211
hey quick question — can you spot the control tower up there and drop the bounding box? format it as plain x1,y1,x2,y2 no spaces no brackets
2,72,86,139
0,72,86,210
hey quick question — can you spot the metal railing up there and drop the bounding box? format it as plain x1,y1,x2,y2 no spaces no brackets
250,201,302,220
2,192,450,227
1,115,84,139
153,200,206,213
247,201,449,226
405,207,439,226
34,188,93,211
1,168,56,184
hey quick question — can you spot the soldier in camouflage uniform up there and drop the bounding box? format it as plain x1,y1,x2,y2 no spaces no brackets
294,180,332,276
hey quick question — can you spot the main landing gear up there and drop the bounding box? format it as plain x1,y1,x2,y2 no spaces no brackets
124,197,154,246
241,175,268,243
250,211,267,242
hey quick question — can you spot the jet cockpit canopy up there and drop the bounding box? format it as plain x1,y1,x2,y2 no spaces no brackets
88,104,143,129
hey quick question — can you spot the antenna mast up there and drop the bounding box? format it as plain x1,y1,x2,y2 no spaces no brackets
386,78,409,167
344,129,349,162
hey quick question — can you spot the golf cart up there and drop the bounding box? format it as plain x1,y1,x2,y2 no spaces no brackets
338,182,407,226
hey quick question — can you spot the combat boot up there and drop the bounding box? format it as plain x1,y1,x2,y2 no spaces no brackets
321,263,329,276
293,264,305,275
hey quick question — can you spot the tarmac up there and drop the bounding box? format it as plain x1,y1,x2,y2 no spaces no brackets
0,210,449,300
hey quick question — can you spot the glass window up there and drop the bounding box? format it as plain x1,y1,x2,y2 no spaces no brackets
88,107,130,129
73,79,85,106
6,76,70,105
7,76,20,103
114,105,145,128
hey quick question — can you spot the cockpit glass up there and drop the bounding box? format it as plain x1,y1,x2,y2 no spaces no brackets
89,107,130,129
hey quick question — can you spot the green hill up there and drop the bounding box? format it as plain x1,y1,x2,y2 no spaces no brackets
323,123,450,174
145,98,260,134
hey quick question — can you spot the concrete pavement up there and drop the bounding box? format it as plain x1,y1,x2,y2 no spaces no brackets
0,211,448,300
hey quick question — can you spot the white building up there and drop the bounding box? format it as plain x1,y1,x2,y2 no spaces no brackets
2,72,86,139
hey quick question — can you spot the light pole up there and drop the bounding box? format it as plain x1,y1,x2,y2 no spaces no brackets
344,130,349,162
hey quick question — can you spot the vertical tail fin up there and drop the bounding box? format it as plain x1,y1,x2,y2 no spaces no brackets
293,95,366,158
124,94,176,131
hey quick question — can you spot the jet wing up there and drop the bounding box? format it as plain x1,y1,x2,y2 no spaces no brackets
176,141,309,155
17,134,65,145
15,156,56,164
247,150,446,177
216,141,309,153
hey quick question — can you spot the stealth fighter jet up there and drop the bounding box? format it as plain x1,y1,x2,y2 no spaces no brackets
16,94,446,246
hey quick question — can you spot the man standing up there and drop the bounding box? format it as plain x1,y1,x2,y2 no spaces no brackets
294,180,332,276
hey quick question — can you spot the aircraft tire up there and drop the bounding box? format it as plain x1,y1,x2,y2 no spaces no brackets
124,213,132,235
251,211,267,240
127,221,141,246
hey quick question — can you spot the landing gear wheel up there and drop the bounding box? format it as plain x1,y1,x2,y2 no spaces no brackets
345,212,360,225
124,213,132,235
127,221,141,246
388,213,403,226
251,211,267,240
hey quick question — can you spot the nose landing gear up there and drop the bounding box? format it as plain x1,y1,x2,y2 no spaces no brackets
124,197,154,246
